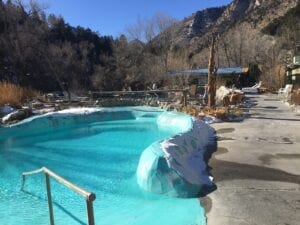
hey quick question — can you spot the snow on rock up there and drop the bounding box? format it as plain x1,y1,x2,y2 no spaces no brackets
33,108,56,115
0,105,15,117
216,86,231,105
54,107,102,115
136,114,217,197
1,108,32,124
202,115,222,124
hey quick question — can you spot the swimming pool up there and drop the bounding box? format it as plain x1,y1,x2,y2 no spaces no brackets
0,107,214,225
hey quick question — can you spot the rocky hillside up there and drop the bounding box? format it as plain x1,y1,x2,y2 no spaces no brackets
161,0,299,69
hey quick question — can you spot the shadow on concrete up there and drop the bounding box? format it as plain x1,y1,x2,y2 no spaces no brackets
200,196,213,213
210,147,300,185
260,106,278,109
217,128,235,134
250,116,300,122
258,153,300,165
263,99,280,101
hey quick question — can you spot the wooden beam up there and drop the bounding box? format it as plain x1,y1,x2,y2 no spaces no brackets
208,36,217,108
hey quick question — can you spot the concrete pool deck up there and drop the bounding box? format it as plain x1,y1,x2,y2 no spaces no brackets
202,94,300,225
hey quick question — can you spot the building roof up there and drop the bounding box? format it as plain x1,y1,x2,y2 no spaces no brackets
169,67,249,76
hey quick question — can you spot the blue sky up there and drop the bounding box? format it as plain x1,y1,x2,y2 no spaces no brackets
41,0,232,37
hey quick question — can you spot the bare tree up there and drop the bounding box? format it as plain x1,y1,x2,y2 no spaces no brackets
154,12,177,33
219,37,231,67
126,15,144,41
125,13,176,43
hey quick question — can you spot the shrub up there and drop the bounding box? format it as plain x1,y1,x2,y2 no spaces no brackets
0,82,38,108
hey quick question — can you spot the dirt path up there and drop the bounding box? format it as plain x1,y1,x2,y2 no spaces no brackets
202,94,300,225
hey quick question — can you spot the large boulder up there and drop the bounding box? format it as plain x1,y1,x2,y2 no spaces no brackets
137,118,217,197
1,108,33,124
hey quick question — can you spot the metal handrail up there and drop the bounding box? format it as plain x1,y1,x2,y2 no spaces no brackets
21,167,96,225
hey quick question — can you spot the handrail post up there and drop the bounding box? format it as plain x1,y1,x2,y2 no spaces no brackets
45,173,55,225
86,198,95,225
21,174,25,190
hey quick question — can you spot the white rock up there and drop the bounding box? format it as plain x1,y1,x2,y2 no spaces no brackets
0,105,15,116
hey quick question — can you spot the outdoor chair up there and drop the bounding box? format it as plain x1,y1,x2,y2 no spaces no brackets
278,84,293,101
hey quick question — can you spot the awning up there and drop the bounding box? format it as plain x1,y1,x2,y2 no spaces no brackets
169,67,248,76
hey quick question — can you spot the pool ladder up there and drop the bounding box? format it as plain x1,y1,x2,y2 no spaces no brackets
21,167,96,225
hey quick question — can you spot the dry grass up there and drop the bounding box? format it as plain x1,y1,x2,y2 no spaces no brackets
0,82,38,108
292,91,300,105
181,105,243,120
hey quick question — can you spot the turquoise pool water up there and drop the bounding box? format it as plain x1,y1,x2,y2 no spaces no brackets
0,108,206,225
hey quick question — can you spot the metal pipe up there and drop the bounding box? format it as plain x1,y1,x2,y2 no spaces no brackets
45,173,55,225
21,167,96,225
42,167,94,200
86,199,95,225
22,167,95,200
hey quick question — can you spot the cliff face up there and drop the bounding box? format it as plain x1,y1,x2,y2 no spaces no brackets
159,0,299,68
190,7,226,36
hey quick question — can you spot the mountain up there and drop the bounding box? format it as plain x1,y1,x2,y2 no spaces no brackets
158,0,300,73
1,0,299,93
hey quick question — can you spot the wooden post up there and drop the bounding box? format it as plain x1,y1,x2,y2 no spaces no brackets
45,173,55,225
208,36,217,108
183,90,187,107
89,91,93,106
